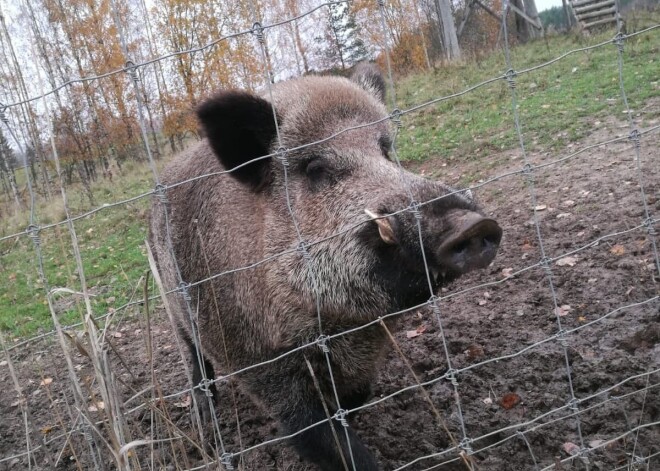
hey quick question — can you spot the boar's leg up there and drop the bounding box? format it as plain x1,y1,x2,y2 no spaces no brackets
338,383,373,411
282,406,379,471
184,334,218,423
243,363,379,471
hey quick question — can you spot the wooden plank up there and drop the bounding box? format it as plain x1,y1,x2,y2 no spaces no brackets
508,3,543,29
584,15,618,28
577,6,616,21
574,0,616,14
474,0,502,22
571,0,608,8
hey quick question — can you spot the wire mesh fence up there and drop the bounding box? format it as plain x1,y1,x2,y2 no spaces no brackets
0,0,658,470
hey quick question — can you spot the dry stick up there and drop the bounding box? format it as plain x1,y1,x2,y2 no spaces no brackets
145,240,216,464
143,270,157,470
142,271,186,471
61,281,207,466
196,227,246,469
304,356,350,471
100,272,145,346
47,398,83,471
74,341,207,465
629,372,652,466
379,320,474,471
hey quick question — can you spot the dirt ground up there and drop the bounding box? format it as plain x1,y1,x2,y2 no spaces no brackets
1,109,658,471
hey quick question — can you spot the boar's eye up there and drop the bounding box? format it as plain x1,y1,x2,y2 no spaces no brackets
304,157,336,189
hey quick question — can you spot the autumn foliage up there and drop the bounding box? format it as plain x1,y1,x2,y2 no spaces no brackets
0,0,513,204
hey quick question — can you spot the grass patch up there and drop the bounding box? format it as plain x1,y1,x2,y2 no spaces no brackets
0,164,154,339
395,27,659,161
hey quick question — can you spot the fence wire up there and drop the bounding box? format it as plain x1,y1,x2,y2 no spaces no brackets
0,0,658,470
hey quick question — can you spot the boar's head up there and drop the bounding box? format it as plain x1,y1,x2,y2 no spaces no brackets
196,64,501,325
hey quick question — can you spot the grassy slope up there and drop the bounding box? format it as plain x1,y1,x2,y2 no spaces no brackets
396,28,659,164
0,25,658,339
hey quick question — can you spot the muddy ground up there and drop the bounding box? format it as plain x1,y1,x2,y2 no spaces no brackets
1,110,659,470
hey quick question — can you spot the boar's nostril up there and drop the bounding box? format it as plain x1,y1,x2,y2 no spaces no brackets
437,216,502,274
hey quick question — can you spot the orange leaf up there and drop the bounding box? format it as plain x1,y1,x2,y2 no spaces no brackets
499,393,521,410
610,244,625,256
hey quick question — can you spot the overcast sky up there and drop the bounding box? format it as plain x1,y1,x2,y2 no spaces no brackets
536,0,564,12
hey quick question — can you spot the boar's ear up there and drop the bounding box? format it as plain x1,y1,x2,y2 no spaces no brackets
350,62,386,103
197,90,278,189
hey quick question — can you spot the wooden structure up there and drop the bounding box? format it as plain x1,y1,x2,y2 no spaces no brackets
457,0,543,41
568,0,620,31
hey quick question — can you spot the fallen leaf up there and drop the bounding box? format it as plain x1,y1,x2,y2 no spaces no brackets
562,442,580,456
106,296,116,304
111,332,122,338
555,305,572,317
499,393,521,410
610,245,625,256
478,299,488,306
406,326,426,339
534,205,547,211
0,360,7,367
465,344,485,360
556,256,577,267
40,377,53,386
40,425,54,435
483,292,491,299
521,240,534,251
88,401,105,412
588,439,606,449
174,395,192,408
501,268,514,277
556,213,571,219
578,316,586,322
561,200,575,208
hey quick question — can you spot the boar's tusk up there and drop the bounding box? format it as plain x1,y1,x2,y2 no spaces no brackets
364,209,397,245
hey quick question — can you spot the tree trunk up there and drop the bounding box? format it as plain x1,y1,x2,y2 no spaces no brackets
562,0,574,29
512,0,529,42
0,153,22,208
524,0,542,38
435,0,461,60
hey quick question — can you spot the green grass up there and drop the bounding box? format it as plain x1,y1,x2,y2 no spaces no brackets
395,27,659,162
1,22,658,340
0,163,154,339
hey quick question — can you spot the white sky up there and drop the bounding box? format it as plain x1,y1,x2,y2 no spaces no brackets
536,0,564,12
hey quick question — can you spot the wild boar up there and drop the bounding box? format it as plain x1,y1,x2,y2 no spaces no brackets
149,63,501,470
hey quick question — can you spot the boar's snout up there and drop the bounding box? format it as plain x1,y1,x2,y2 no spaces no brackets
365,205,502,283
435,211,502,274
